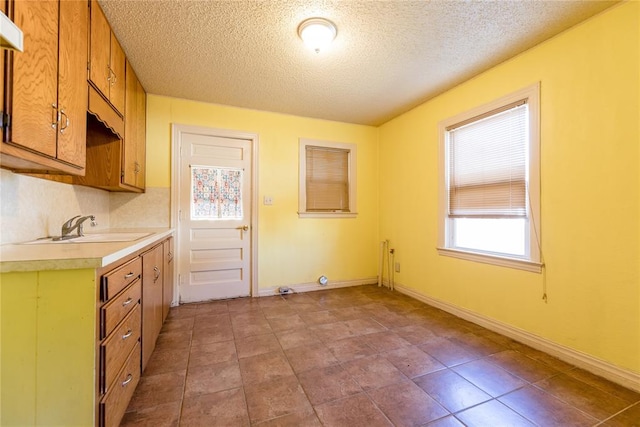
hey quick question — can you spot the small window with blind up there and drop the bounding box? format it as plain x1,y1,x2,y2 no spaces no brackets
438,83,542,272
299,138,357,218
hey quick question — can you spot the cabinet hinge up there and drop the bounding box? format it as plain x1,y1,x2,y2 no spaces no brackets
0,112,10,129
120,170,125,179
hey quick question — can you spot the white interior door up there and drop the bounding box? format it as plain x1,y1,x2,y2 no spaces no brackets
177,129,253,302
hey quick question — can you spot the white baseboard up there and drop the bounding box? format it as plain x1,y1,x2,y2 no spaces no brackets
258,277,377,297
394,283,640,393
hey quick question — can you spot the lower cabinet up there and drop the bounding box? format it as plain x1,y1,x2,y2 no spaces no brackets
162,236,174,321
100,342,141,427
96,235,174,426
98,256,142,427
0,233,175,426
141,243,164,371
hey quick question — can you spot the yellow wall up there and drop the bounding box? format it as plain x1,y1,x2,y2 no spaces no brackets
146,97,380,289
379,2,639,374
0,269,96,426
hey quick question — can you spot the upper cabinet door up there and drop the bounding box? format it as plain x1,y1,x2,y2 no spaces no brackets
123,60,138,188
57,0,88,168
123,60,146,190
135,77,146,189
109,34,126,114
11,0,59,157
89,0,125,116
89,0,111,98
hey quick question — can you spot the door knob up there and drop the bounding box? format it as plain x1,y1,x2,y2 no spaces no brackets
237,225,249,231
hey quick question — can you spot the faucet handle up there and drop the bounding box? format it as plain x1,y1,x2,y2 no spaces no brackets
62,215,81,233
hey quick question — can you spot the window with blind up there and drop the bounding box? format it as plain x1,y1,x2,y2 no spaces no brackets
438,83,541,272
299,138,357,218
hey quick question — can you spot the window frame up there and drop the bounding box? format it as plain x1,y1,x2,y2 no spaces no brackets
437,83,542,273
298,138,357,218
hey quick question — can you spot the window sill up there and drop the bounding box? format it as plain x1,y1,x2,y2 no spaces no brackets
437,247,543,273
298,212,358,219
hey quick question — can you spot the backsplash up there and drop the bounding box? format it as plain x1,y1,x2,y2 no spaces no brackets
110,188,171,228
0,169,110,244
0,169,171,245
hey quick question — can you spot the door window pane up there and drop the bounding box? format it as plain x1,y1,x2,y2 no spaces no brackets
192,166,243,219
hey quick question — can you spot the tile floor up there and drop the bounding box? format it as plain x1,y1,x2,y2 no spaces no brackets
122,285,640,426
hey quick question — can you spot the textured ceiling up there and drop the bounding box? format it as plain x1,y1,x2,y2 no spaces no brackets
99,0,618,126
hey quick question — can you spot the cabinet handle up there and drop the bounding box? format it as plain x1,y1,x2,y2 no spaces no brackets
51,104,58,129
121,374,133,387
124,272,135,279
107,67,112,82
122,329,133,340
59,109,69,134
122,297,133,307
153,266,160,282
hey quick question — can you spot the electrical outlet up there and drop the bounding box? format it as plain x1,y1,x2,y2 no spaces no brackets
264,196,273,205
395,262,401,273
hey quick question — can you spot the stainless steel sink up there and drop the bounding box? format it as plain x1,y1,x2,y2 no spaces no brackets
22,232,152,244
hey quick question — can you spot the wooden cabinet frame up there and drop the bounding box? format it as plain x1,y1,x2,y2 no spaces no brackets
0,0,88,175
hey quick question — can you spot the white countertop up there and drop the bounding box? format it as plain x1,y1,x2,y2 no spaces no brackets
0,228,174,273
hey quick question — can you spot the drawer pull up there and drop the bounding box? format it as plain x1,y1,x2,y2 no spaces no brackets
121,374,133,387
124,272,135,279
122,329,133,340
122,297,133,307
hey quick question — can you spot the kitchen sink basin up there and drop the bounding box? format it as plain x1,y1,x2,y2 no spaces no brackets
22,232,152,244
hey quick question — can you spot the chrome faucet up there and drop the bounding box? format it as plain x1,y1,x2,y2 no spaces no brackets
54,215,97,241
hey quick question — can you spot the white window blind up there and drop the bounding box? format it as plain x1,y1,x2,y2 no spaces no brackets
448,101,528,218
306,146,350,212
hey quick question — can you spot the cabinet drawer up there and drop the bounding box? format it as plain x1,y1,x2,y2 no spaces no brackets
100,341,140,427
101,279,141,339
102,257,141,301
101,304,141,393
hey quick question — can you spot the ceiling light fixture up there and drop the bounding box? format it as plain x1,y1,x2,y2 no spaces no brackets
297,18,337,54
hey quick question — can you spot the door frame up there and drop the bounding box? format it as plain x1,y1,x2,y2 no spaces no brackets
170,123,259,300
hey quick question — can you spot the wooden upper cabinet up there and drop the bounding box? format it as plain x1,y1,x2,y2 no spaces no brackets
10,1,58,158
1,0,88,174
89,0,125,115
56,0,89,167
122,60,146,190
89,0,110,96
109,34,126,114
135,76,146,189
